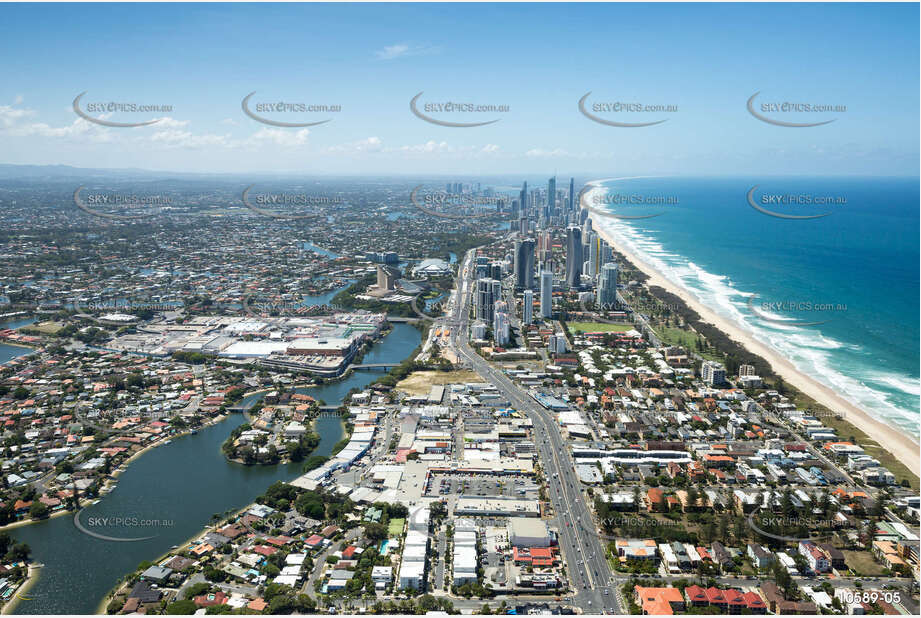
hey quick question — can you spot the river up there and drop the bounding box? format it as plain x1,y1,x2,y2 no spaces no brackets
10,322,420,614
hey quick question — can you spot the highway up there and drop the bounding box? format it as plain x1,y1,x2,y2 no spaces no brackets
447,249,618,614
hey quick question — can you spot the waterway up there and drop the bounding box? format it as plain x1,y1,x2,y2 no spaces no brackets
10,322,421,614
300,242,339,259
0,317,37,365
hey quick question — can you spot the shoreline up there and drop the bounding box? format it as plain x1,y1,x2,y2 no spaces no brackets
93,413,346,614
0,340,39,350
2,563,42,615
0,507,70,533
585,180,920,478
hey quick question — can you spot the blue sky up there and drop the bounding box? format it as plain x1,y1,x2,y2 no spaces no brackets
1,2,917,175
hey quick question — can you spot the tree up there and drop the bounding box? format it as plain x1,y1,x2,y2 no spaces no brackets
166,600,198,614
364,523,388,542
5,542,30,562
29,501,49,520
183,582,210,600
106,598,124,614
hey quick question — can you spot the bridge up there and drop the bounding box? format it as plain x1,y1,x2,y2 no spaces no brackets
386,316,421,323
350,363,398,370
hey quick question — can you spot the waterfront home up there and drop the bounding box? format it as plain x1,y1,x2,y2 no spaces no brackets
139,565,172,584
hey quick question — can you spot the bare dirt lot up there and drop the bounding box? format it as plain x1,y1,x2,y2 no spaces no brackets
395,370,484,396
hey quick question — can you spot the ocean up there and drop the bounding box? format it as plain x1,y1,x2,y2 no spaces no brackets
587,176,919,438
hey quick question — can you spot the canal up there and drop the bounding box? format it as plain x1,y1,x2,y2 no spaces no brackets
0,317,38,365
10,322,420,614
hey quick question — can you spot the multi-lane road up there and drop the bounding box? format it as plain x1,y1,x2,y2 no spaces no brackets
445,249,619,613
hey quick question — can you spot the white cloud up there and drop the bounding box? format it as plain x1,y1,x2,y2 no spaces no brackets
375,43,439,60
147,129,233,149
393,140,452,154
327,136,383,154
245,127,310,147
150,117,190,129
525,148,571,158
0,104,114,142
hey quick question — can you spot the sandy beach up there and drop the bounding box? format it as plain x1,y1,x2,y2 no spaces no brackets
584,181,920,478
2,563,42,615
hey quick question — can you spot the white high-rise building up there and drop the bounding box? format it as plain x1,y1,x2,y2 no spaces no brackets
548,333,568,354
600,240,612,267
702,361,727,386
596,262,618,307
588,233,599,277
522,289,534,325
540,270,553,319
494,309,510,346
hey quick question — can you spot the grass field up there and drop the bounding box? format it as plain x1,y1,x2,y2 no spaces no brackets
843,550,886,576
388,518,405,536
655,326,724,362
395,370,484,396
567,322,633,334
28,321,65,335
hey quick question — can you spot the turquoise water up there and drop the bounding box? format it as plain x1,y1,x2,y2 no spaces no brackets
590,176,919,436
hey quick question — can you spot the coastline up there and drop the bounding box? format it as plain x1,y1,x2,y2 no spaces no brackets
585,181,920,478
